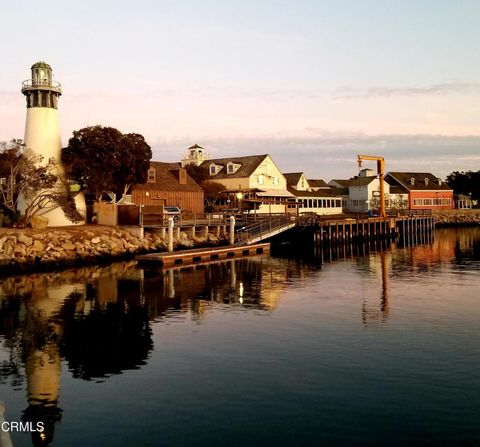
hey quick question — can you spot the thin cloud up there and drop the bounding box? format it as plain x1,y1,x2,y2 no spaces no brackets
333,82,480,99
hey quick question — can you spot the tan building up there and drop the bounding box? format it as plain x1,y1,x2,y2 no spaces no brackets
200,154,295,213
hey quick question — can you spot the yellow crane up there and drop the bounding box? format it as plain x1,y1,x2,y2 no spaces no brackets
357,154,386,219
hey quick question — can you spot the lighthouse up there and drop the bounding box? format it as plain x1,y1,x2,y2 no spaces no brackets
21,61,85,226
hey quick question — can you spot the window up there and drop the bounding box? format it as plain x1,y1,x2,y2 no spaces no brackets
227,164,234,174
210,164,217,175
191,150,195,156
258,174,265,185
424,178,429,186
413,197,452,206
410,177,415,185
0,177,6,185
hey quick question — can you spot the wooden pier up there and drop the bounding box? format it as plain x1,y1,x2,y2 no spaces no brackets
136,242,270,267
310,215,435,245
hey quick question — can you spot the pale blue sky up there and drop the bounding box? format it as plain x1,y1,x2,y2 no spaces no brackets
2,0,480,178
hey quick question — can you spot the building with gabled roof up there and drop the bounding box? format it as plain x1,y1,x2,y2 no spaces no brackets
385,172,453,210
307,179,330,190
328,178,355,188
283,172,309,191
131,161,204,213
201,154,295,213
283,172,343,215
347,175,391,213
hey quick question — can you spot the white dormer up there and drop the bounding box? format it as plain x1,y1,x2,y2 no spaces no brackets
226,161,241,174
438,179,442,186
410,177,415,186
424,178,429,186
209,163,221,176
147,168,156,183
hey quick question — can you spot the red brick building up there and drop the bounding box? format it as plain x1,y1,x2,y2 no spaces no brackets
130,162,204,213
385,172,453,210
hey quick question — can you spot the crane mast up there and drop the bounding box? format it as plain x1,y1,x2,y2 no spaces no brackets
357,155,386,219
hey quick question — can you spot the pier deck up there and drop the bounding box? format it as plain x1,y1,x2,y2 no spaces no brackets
136,242,270,267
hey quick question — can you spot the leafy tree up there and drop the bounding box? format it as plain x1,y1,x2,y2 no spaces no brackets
446,170,480,204
0,139,83,226
184,163,208,184
61,126,152,201
201,181,226,212
112,133,152,198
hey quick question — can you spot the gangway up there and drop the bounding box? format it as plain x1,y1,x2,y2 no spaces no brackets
235,214,296,246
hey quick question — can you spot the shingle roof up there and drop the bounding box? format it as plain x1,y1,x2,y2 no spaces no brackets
307,179,329,188
200,154,268,179
386,172,452,191
329,187,349,196
349,176,377,187
389,185,407,195
283,172,304,186
132,161,203,192
329,179,355,187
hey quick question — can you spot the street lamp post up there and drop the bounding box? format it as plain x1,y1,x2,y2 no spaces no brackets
236,190,244,216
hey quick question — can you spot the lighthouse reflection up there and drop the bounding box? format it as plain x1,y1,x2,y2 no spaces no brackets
0,257,288,445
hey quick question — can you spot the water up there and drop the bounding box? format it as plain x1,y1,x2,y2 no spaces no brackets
0,227,479,446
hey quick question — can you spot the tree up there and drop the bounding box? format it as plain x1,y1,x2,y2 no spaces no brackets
0,139,83,226
61,126,152,201
446,170,480,204
201,181,226,212
112,133,152,198
184,163,208,184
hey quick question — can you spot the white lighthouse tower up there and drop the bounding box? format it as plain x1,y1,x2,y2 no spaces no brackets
21,61,85,226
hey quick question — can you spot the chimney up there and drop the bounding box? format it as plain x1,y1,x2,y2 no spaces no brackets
171,168,187,184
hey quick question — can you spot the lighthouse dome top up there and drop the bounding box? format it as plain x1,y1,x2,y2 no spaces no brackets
31,61,52,70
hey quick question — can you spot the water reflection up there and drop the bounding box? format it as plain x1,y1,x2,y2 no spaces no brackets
0,257,297,445
0,227,478,446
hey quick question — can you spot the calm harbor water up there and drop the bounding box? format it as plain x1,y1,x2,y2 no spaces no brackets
0,227,479,447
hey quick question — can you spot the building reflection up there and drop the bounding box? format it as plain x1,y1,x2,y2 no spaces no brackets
0,256,293,445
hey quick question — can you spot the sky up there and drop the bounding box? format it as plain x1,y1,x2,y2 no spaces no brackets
1,0,480,180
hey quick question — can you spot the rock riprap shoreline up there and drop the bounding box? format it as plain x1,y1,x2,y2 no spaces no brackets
0,225,227,272
432,209,480,226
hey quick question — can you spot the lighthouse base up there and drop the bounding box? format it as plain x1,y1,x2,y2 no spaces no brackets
18,191,87,227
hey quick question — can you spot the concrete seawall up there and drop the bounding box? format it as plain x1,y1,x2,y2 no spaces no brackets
0,225,228,274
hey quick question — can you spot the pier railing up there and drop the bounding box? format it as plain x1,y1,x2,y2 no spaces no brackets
235,214,295,245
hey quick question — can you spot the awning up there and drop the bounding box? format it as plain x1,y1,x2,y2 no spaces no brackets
256,189,296,198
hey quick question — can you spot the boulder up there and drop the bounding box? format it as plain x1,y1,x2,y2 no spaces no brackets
29,215,49,230
17,233,33,246
31,240,45,252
